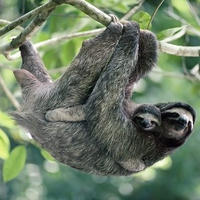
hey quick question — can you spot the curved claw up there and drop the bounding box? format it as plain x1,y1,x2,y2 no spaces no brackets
109,14,119,23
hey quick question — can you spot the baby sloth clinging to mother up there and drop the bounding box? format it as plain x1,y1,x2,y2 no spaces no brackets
12,19,195,176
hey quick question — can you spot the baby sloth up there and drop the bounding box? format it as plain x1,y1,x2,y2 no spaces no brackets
12,20,195,176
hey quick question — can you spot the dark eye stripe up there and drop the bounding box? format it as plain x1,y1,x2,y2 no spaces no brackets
162,112,180,118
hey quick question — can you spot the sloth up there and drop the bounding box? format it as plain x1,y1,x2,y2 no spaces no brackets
11,20,195,176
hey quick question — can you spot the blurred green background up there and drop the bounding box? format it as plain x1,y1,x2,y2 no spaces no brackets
0,0,200,199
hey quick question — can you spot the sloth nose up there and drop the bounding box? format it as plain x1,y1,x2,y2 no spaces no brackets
175,115,189,131
139,119,153,130
179,116,188,125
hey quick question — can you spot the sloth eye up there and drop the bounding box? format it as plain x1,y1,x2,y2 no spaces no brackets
163,112,180,119
134,116,143,121
151,120,158,126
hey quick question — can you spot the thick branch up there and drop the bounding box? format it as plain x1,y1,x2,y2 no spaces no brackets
0,1,59,36
54,0,111,26
0,0,112,55
0,0,111,37
159,42,200,57
0,8,55,55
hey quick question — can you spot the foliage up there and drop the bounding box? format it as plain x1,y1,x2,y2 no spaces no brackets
0,0,200,199
132,11,151,29
3,145,26,182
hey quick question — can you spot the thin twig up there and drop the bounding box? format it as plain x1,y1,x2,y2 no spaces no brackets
147,0,164,30
167,10,200,37
153,69,193,81
36,29,103,47
6,29,104,60
121,0,145,21
0,74,20,110
186,0,200,26
0,64,16,71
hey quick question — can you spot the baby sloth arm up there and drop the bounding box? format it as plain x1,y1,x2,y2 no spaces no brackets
45,105,85,122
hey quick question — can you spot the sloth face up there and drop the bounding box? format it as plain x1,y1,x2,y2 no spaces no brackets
154,102,195,148
162,107,194,138
131,102,195,147
131,103,196,170
132,104,161,132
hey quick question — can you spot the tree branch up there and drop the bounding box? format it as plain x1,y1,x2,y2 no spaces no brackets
7,28,200,60
159,42,200,57
53,0,111,26
186,0,200,26
5,29,104,60
119,0,144,21
0,0,200,58
153,69,196,82
0,8,55,55
3,0,144,61
0,1,59,37
0,0,112,56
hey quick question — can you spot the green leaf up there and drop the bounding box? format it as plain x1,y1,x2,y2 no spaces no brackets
3,145,26,182
157,26,186,41
0,129,10,159
41,149,54,161
0,110,15,129
132,11,151,29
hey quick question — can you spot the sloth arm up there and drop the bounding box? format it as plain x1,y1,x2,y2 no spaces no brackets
45,22,136,123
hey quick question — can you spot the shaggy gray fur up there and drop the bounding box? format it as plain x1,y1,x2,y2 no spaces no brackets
11,21,195,176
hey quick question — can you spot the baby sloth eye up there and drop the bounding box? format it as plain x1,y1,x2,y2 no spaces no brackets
151,120,158,126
